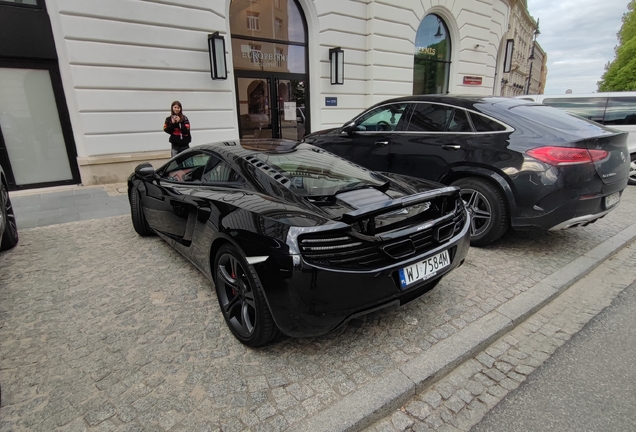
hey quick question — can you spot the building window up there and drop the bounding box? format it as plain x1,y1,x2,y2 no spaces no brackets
250,44,262,64
413,14,452,95
247,12,260,31
275,18,283,37
276,48,284,67
275,0,281,9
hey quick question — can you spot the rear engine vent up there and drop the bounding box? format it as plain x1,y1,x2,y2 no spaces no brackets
298,232,380,269
244,155,290,185
298,197,466,270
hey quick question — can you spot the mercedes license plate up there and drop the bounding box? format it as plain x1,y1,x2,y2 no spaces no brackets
398,250,450,289
605,192,620,209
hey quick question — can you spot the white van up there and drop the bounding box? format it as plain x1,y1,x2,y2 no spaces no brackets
516,92,636,184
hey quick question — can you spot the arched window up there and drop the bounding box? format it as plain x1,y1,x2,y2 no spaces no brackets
413,14,451,94
230,0,309,140
230,0,307,74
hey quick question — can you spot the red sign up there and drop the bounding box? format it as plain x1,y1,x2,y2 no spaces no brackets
463,76,483,85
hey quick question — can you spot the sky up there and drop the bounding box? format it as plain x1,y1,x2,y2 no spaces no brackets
527,0,629,95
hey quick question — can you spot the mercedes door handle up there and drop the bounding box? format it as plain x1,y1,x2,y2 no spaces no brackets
375,141,389,147
442,144,462,150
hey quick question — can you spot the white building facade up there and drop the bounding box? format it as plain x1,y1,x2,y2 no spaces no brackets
0,0,520,189
498,0,540,97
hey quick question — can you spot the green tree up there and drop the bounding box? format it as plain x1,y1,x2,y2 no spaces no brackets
598,0,636,91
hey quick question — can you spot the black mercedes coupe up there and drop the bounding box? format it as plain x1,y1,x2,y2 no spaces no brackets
128,140,470,346
303,95,630,246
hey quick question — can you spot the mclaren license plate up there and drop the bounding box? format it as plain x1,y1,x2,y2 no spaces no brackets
398,250,450,289
605,192,620,209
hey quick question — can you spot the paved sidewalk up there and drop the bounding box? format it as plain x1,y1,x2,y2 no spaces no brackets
0,187,635,431
10,183,129,229
293,220,636,432
365,239,636,431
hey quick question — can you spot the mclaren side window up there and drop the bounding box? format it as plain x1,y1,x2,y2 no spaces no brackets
355,103,409,132
202,156,243,184
162,152,211,183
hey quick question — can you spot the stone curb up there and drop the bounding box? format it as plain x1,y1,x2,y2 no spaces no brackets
10,182,127,197
291,222,636,432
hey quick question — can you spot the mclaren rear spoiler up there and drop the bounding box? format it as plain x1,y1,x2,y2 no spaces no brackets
338,186,460,224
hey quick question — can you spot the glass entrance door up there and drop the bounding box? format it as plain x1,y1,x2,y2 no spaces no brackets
276,78,305,141
237,77,273,139
237,76,306,140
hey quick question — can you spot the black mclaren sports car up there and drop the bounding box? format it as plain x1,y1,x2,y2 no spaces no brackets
128,140,470,347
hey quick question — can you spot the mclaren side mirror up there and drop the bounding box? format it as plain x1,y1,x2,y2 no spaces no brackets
134,162,156,179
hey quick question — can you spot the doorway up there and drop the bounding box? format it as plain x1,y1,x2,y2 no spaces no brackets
236,75,306,140
230,0,309,140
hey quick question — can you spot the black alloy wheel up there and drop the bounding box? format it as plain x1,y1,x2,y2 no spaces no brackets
629,153,636,186
129,187,154,236
0,182,18,251
214,244,279,347
452,177,509,247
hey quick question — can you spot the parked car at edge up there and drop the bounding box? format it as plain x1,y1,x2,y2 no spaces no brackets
303,95,630,246
516,92,636,185
0,164,19,251
128,140,470,347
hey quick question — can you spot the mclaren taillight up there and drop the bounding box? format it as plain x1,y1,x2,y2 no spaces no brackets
527,146,608,166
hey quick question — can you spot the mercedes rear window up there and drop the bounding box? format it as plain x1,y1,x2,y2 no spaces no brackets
510,105,612,135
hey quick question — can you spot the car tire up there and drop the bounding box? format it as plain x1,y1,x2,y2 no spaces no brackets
0,183,18,251
214,244,279,347
629,153,636,186
452,177,509,247
129,187,154,236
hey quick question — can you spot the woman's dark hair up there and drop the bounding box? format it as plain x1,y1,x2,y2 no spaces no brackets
171,100,183,120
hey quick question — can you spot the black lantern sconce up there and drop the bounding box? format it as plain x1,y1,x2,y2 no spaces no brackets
208,32,227,80
329,47,344,85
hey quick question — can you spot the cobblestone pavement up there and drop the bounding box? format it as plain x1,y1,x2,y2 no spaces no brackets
365,238,636,432
0,188,635,431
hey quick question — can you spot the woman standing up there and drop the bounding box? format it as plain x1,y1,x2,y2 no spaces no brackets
163,101,191,156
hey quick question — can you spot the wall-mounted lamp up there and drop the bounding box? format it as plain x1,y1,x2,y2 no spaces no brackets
208,32,227,80
503,39,514,73
329,47,344,85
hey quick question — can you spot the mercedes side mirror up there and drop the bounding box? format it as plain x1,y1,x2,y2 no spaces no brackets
342,121,357,135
